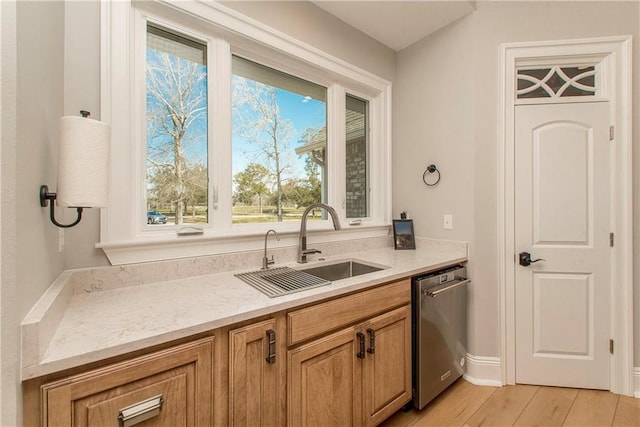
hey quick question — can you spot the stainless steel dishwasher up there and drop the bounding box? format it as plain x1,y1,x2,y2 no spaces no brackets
412,265,469,409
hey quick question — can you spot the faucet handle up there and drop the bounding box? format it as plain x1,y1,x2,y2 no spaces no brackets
262,255,275,270
299,248,321,264
302,248,322,256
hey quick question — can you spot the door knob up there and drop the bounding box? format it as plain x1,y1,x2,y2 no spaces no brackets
519,251,545,267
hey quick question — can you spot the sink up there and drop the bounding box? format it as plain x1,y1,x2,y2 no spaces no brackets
300,260,387,281
235,260,388,298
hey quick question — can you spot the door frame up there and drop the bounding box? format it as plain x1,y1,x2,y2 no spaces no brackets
498,36,633,395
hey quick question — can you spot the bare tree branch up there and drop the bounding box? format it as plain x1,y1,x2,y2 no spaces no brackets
146,50,207,224
232,77,296,221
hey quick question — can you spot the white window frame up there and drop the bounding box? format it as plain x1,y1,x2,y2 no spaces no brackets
99,0,392,265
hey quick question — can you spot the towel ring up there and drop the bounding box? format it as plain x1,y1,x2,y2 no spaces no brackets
422,164,441,187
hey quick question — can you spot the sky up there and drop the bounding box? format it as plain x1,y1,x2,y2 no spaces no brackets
232,88,327,179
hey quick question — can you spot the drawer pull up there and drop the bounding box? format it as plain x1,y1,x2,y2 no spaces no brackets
266,329,276,364
366,328,375,354
118,394,163,427
356,332,366,359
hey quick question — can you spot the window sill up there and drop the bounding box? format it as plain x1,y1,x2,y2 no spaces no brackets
97,223,392,265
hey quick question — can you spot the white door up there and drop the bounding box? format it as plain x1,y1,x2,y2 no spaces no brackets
514,102,610,389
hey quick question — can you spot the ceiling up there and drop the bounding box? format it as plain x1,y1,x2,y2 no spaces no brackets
312,1,476,51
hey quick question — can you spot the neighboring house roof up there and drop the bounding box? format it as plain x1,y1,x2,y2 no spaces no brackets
295,109,365,157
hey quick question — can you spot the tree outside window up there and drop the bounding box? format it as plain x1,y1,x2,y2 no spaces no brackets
231,56,327,223
146,25,208,225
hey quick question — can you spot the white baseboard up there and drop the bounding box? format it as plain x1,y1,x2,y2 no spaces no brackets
462,359,640,396
464,353,503,387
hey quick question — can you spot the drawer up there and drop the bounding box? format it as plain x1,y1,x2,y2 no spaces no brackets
40,337,213,426
287,279,410,346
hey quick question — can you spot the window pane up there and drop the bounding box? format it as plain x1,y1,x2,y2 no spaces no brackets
517,66,596,99
146,25,208,225
232,56,327,224
346,95,368,218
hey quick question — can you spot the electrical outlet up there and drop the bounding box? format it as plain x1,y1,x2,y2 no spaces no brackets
443,214,453,230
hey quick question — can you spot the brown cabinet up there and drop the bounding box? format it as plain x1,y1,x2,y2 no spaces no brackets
28,277,414,427
288,326,365,426
39,337,213,426
287,280,412,426
362,305,412,426
228,317,285,426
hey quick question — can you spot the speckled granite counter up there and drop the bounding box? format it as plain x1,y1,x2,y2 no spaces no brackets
21,237,467,380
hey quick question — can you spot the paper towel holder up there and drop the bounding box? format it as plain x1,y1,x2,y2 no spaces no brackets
39,185,84,228
39,110,107,228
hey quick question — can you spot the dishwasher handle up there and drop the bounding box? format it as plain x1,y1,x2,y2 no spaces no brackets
423,278,470,298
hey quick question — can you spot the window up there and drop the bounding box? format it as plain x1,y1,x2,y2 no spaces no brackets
231,56,327,224
146,25,208,226
345,94,369,219
516,65,597,99
101,1,391,264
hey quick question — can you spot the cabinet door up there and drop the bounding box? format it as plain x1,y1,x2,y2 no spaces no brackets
229,318,282,426
288,327,363,427
42,337,213,427
363,305,412,426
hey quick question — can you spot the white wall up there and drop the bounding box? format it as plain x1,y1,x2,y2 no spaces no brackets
0,1,18,423
62,0,106,269
1,1,66,424
394,1,640,364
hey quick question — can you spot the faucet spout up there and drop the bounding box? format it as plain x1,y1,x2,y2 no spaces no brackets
298,203,341,263
262,229,280,269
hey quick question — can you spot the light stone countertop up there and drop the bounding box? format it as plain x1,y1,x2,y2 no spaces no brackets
21,238,467,380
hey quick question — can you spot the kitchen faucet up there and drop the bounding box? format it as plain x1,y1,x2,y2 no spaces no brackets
298,203,341,263
262,229,280,269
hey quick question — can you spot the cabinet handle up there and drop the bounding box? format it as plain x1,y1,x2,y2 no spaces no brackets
118,394,163,427
266,329,276,364
356,332,365,359
366,328,375,355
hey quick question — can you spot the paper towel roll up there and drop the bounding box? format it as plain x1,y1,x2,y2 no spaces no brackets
57,116,111,207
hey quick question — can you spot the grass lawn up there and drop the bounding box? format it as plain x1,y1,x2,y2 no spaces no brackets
150,205,324,225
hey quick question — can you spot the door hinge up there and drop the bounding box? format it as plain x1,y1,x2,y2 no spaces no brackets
609,126,614,141
609,339,614,354
609,232,614,247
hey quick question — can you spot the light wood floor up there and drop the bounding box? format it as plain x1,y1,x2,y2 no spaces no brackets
381,379,640,427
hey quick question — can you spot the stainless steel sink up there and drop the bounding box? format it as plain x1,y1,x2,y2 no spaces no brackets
300,260,387,281
235,260,388,298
